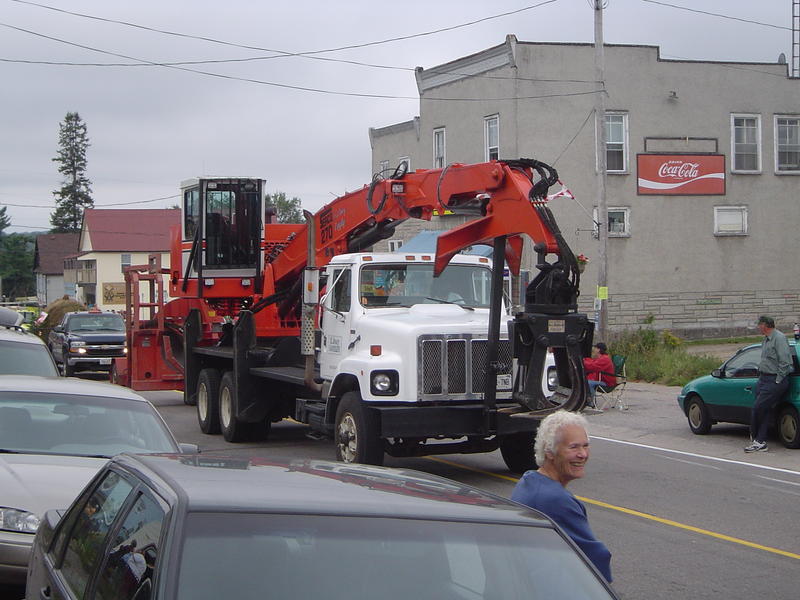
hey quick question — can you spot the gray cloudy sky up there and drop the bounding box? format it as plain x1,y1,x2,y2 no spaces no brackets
0,0,793,233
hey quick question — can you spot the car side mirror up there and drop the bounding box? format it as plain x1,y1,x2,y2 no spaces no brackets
178,443,200,454
711,368,723,378
53,326,62,333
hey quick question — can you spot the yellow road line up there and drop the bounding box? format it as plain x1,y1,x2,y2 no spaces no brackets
425,456,800,561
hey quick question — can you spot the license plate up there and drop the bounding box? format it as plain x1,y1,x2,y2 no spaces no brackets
99,358,112,365
496,374,512,390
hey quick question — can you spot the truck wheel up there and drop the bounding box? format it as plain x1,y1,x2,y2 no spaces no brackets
197,369,221,435
500,431,538,473
63,359,75,378
778,405,800,449
218,371,256,442
334,391,384,466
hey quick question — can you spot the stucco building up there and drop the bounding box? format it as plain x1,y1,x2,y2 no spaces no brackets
369,36,800,338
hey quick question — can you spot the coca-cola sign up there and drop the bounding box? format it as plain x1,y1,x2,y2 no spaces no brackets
637,154,725,195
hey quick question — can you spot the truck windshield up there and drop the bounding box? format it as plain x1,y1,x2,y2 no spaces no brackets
67,314,125,332
359,264,492,308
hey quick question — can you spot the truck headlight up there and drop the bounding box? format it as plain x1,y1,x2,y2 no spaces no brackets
547,366,558,391
0,507,40,533
70,346,87,354
370,370,398,396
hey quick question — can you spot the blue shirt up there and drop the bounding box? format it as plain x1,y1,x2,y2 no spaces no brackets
511,471,613,582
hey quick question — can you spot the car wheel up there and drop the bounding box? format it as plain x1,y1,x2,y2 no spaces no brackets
777,405,800,449
334,391,383,465
197,368,221,435
218,371,259,442
500,431,538,473
686,395,711,435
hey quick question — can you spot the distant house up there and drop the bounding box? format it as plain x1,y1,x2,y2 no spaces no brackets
66,209,180,310
33,233,80,305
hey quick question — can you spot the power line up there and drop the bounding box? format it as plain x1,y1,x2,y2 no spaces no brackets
641,0,790,31
0,194,179,209
10,0,563,57
1,21,605,101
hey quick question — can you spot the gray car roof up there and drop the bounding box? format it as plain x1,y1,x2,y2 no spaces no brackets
0,375,149,401
116,453,551,526
0,326,48,346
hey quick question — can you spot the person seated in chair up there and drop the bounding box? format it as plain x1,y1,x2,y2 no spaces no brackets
584,343,615,404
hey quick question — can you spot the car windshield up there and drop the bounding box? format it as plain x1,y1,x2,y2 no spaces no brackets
359,263,493,308
0,340,59,376
176,514,613,600
67,314,125,332
0,391,177,456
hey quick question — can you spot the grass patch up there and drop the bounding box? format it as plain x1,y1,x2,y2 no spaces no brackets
610,329,723,387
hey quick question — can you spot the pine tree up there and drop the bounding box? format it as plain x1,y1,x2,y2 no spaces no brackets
0,205,9,237
51,112,93,232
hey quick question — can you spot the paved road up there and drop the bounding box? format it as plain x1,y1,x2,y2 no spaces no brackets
146,381,800,600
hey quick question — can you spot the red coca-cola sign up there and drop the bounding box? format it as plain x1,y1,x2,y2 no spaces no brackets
637,154,725,195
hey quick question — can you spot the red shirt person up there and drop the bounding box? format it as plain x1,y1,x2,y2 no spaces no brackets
584,343,615,400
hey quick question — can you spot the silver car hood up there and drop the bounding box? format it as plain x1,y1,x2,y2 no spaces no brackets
0,453,107,517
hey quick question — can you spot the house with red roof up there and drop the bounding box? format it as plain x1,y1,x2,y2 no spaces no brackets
68,208,180,310
33,232,80,305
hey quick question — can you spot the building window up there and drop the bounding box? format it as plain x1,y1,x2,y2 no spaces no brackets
388,240,403,252
378,160,389,175
731,114,761,172
593,207,630,237
120,253,131,272
484,115,499,161
775,116,800,173
604,112,628,172
714,206,748,235
433,128,446,169
398,157,411,174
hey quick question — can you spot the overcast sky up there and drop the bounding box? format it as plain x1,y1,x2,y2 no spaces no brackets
0,0,794,233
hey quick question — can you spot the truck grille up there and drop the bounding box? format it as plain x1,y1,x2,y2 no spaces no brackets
84,345,125,357
418,335,512,401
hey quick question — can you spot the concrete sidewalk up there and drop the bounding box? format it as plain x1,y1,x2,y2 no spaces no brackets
583,381,800,472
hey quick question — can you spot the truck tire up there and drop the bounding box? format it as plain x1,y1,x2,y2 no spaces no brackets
218,371,261,442
334,391,384,466
499,431,538,473
197,368,221,435
63,355,75,378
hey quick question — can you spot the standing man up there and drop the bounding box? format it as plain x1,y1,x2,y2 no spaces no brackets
511,410,612,582
745,315,793,452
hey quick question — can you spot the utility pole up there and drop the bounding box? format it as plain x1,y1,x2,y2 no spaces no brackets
593,0,609,341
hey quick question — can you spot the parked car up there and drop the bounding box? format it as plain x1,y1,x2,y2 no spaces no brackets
47,310,126,376
0,307,59,376
0,376,197,586
27,454,618,600
678,342,800,448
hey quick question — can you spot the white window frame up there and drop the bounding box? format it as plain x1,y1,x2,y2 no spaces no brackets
484,115,499,161
120,253,132,272
433,128,446,169
398,157,411,174
731,114,762,173
388,239,404,252
378,160,389,175
593,206,630,238
603,112,629,173
714,206,748,236
774,115,800,174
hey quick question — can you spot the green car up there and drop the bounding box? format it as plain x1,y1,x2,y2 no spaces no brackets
677,342,800,448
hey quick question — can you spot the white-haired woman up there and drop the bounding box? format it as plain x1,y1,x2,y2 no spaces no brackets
510,410,612,582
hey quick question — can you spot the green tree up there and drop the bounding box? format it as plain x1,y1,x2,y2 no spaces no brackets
51,112,93,232
0,205,9,237
0,233,36,299
266,191,303,224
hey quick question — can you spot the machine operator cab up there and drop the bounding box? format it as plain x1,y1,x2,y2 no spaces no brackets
180,177,265,280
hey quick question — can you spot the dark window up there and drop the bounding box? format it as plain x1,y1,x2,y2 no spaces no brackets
184,188,200,240
96,492,166,600
60,470,134,598
331,269,351,312
724,347,761,378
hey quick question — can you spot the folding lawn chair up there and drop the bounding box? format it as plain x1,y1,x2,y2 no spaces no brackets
594,354,628,411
